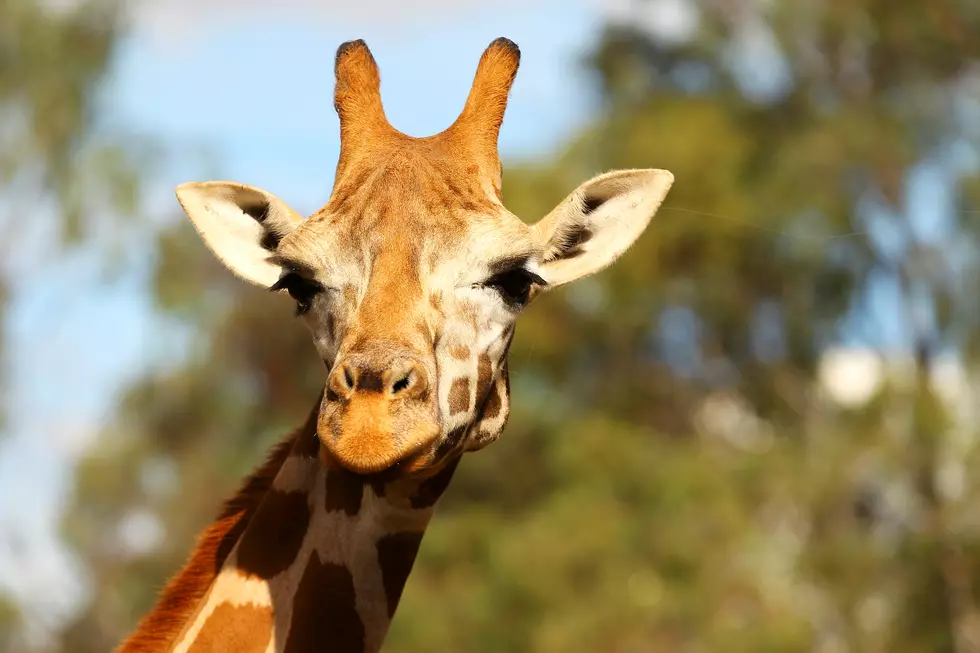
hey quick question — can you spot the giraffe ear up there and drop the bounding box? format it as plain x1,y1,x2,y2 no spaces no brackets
176,181,304,287
531,169,674,287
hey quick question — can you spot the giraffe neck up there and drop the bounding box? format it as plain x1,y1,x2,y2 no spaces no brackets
116,395,458,653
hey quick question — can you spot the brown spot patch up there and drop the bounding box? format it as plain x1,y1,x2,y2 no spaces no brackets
367,476,389,499
283,552,365,653
448,345,470,360
479,360,508,421
411,456,460,509
481,382,503,420
324,466,363,516
295,428,321,458
447,377,471,415
357,370,384,393
475,354,493,402
436,424,468,458
187,602,273,653
471,427,502,451
236,490,310,580
376,531,425,617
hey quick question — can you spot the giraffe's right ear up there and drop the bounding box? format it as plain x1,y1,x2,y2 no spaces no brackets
531,169,674,287
175,182,304,287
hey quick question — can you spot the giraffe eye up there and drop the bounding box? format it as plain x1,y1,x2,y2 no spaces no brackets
481,268,544,308
271,272,323,316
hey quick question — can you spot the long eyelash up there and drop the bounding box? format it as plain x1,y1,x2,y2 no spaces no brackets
481,268,546,288
268,276,290,293
486,269,546,287
269,272,323,317
479,267,545,308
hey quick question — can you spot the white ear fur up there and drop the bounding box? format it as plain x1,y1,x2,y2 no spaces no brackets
175,181,304,287
531,169,674,287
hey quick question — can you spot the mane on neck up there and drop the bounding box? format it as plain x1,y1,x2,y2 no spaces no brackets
114,401,317,653
115,395,459,653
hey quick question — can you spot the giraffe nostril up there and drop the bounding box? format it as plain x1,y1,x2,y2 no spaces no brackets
390,373,412,395
386,362,427,398
329,357,428,401
327,362,357,400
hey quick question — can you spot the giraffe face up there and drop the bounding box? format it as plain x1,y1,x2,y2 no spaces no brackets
174,39,674,476
275,176,533,474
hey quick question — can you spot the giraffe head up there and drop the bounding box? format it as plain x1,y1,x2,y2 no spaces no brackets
175,38,673,477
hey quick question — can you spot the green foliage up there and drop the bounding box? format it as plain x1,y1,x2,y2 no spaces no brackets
0,0,139,433
56,1,980,651
0,594,22,652
0,0,141,243
0,1,152,647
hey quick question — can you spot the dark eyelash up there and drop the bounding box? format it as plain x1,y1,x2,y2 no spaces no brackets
270,272,324,316
480,268,545,308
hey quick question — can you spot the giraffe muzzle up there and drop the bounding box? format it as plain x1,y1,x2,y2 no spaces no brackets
319,353,439,474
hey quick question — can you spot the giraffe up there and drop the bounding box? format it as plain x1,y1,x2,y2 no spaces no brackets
116,38,673,653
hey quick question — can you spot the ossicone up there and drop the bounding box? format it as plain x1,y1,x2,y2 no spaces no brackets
330,38,522,188
454,37,521,145
334,39,389,140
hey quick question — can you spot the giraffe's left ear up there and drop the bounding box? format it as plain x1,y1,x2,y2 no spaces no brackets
531,169,673,287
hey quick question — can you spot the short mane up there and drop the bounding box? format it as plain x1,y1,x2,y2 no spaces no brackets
114,402,318,652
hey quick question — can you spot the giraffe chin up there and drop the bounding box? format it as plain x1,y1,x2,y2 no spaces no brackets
318,406,440,476
324,434,437,475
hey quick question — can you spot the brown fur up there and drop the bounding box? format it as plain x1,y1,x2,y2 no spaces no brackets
375,532,425,618
323,466,365,516
409,456,460,510
448,377,471,414
114,401,319,653
282,552,365,653
481,381,503,420
475,354,493,403
235,490,311,580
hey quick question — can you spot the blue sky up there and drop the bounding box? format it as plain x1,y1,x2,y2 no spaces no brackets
0,0,604,635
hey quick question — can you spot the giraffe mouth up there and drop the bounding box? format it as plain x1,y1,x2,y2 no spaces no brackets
317,394,440,475
319,432,438,476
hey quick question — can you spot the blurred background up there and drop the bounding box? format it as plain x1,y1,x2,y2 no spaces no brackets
2,0,980,651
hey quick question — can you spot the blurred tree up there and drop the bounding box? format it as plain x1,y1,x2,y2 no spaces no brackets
0,0,141,237
58,1,980,652
0,0,148,648
0,0,144,428
0,594,21,653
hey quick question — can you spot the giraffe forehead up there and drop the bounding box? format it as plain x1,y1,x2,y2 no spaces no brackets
327,149,494,226
277,149,535,276
281,204,534,289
